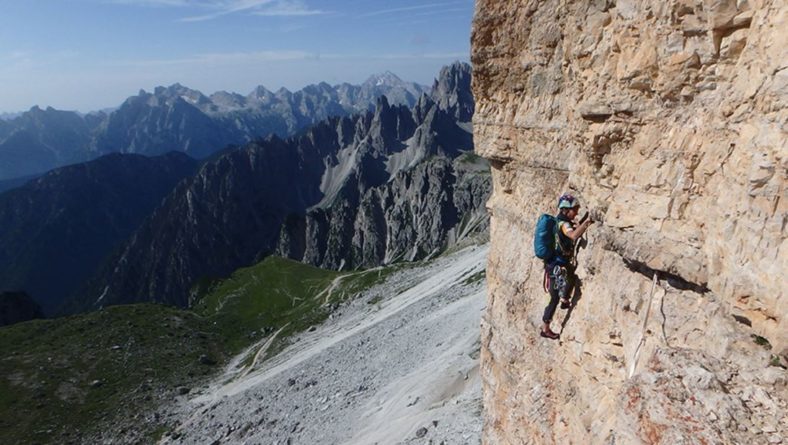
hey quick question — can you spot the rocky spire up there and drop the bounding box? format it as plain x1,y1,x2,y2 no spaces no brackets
430,61,474,122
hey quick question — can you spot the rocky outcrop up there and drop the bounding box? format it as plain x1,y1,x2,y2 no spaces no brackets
337,71,428,113
472,0,786,444
430,62,475,123
287,151,489,270
278,82,488,270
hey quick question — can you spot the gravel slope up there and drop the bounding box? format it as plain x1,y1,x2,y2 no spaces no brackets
160,244,488,445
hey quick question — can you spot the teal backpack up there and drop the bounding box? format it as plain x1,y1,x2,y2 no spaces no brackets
533,214,559,260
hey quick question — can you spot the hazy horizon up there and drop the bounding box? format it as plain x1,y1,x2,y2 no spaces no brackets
0,0,473,113
0,63,462,115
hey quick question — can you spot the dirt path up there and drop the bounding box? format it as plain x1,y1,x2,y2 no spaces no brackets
240,324,289,378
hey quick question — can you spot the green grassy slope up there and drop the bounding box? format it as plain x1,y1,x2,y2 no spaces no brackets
0,304,220,444
0,256,390,444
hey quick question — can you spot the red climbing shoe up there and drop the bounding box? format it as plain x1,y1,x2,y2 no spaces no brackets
540,328,560,340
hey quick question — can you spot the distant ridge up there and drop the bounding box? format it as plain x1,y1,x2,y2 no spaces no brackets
0,72,429,180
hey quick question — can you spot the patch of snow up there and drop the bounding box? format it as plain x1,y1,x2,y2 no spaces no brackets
180,95,198,105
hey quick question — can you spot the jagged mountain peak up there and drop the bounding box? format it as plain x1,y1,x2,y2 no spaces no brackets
1,65,453,180
209,91,247,112
80,69,483,308
154,82,194,94
430,61,474,123
24,105,67,119
439,60,471,75
152,83,210,106
302,81,334,92
363,70,405,87
432,62,472,95
21,105,77,120
246,85,274,101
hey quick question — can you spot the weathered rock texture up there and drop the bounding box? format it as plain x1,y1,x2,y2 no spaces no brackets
472,0,786,444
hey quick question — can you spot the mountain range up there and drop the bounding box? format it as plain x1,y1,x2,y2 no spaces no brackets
82,62,487,310
0,72,427,181
0,62,488,316
0,61,489,445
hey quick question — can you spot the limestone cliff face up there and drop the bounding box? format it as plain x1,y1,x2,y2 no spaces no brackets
472,0,786,443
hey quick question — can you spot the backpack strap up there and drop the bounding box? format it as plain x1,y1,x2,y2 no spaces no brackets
543,268,550,293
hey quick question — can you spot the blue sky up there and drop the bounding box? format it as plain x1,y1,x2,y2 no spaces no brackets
0,0,474,113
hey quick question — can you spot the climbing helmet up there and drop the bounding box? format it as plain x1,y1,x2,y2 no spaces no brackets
558,193,580,209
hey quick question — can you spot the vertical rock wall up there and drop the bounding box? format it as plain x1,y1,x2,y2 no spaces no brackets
471,0,786,443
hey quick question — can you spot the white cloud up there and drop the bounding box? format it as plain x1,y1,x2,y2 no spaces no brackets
113,50,317,67
105,0,269,7
251,1,327,17
178,12,226,22
8,51,32,60
0,50,80,72
105,0,321,21
412,7,469,17
372,52,469,60
178,0,273,21
177,0,325,21
110,49,468,70
105,0,195,6
359,1,466,18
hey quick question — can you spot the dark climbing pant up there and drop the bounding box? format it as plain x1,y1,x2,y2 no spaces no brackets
542,263,575,324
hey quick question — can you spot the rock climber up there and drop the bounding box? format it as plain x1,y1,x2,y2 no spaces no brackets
540,193,593,340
